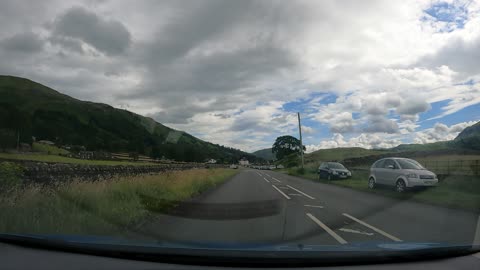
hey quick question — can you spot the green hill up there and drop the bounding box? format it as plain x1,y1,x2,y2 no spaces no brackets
252,148,275,161
454,121,480,150
0,75,260,163
305,147,391,163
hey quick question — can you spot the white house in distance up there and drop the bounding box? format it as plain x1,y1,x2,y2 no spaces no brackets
239,158,249,166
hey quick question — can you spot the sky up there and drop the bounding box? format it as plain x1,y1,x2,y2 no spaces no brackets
0,0,479,153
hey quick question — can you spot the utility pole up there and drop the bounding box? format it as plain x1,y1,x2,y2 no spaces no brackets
297,112,304,169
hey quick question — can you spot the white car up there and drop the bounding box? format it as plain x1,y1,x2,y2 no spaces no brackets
368,158,438,192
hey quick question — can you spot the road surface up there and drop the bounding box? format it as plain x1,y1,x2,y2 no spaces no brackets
140,169,480,247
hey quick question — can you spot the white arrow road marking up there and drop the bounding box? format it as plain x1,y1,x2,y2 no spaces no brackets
342,213,402,242
286,185,315,199
339,228,374,236
272,185,291,200
306,213,347,245
304,205,324,208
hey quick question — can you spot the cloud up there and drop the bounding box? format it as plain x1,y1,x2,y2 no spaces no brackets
363,116,399,134
0,1,479,152
1,32,44,53
50,6,131,55
306,133,402,152
413,121,478,144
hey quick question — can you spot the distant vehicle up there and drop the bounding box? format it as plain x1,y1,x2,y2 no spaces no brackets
269,165,276,170
368,158,438,193
318,162,351,180
276,164,285,169
229,164,238,169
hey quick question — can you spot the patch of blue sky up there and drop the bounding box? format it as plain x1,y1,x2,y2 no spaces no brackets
423,1,469,31
418,100,450,125
455,78,475,86
352,112,361,120
282,92,337,113
420,100,480,128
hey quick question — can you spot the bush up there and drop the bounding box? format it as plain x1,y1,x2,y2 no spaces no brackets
0,162,24,193
296,167,306,175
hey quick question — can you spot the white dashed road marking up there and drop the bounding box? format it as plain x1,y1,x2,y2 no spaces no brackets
342,213,402,242
304,205,324,208
263,177,270,183
286,185,315,200
272,185,291,200
288,193,302,196
306,213,347,245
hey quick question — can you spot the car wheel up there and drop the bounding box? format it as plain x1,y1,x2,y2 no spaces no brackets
368,178,376,189
396,180,406,193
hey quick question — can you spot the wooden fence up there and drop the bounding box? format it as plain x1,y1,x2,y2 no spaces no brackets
421,159,480,176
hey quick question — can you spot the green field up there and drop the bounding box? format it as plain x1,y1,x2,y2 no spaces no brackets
0,152,159,166
31,142,70,155
0,168,238,236
286,168,480,212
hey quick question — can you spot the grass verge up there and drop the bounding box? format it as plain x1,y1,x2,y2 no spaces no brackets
0,168,237,236
286,167,480,212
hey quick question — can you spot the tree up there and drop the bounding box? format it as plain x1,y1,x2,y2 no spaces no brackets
272,135,305,160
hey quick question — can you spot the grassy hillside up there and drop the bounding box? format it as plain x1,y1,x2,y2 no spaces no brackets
252,148,275,161
455,121,480,150
305,147,391,163
0,75,260,163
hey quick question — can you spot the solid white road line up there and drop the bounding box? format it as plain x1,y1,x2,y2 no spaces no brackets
286,185,315,200
304,205,324,208
306,213,347,245
272,185,291,200
342,213,402,242
473,215,480,246
263,177,270,183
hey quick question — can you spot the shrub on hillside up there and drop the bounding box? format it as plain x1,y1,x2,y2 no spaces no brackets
0,162,24,193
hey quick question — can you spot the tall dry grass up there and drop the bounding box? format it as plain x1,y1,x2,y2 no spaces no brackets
0,169,236,236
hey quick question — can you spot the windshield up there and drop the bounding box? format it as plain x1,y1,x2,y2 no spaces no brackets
0,0,479,265
397,159,425,170
328,163,346,169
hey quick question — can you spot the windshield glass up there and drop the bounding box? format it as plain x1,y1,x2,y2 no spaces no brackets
396,159,424,170
0,0,479,263
328,163,346,169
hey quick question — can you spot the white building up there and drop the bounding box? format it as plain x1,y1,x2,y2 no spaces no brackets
239,158,249,166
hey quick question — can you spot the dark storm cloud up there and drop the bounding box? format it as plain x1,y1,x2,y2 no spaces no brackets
51,6,131,55
1,32,44,53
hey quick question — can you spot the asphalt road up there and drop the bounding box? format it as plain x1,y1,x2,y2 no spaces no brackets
141,169,480,247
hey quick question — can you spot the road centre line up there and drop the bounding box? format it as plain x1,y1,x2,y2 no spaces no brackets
304,205,324,208
286,185,315,199
272,185,291,200
342,213,402,242
306,213,347,245
263,177,270,183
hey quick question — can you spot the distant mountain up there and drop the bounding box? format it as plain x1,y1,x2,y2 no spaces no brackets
454,121,480,150
252,148,275,160
0,75,261,163
391,141,452,152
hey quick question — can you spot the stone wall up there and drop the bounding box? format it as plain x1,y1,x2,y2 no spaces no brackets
2,160,227,184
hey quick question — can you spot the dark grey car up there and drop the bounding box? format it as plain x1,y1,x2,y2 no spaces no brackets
318,162,351,180
368,158,438,192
